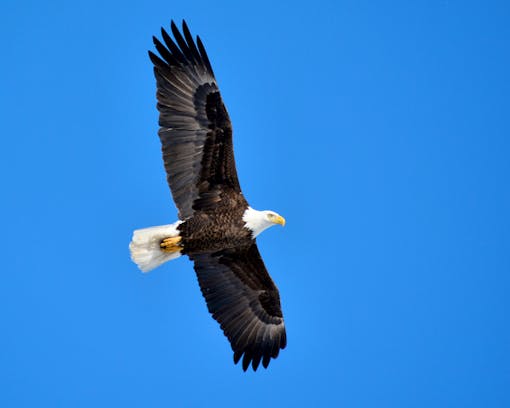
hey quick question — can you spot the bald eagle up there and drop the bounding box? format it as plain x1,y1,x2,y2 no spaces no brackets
129,21,287,371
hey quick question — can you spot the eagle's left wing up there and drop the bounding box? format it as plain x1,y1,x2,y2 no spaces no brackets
190,243,286,371
149,21,244,219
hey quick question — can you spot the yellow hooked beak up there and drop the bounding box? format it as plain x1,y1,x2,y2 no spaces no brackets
273,215,286,227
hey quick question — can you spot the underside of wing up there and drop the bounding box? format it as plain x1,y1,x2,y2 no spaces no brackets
190,244,287,371
149,21,243,219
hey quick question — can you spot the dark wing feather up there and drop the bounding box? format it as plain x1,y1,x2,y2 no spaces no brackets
149,20,242,219
191,244,286,371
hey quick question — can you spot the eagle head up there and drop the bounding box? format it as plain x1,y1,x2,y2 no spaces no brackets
243,207,286,238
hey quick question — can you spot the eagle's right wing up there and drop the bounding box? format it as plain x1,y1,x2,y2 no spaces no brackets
190,243,287,371
149,21,244,219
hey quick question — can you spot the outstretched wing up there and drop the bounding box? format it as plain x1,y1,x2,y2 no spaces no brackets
149,21,243,219
190,244,287,371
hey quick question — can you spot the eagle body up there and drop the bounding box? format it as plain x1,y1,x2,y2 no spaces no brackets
179,209,250,255
129,21,287,372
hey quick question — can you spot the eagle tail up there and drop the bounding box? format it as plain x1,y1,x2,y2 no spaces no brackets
129,221,183,272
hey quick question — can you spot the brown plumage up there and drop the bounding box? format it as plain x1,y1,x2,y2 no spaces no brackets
133,20,287,371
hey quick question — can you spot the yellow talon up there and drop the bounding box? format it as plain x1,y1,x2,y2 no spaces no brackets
160,236,182,252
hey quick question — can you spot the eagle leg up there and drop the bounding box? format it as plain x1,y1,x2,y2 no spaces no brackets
160,236,182,253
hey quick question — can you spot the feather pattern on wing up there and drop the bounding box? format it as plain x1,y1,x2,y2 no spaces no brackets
149,21,242,219
190,244,286,371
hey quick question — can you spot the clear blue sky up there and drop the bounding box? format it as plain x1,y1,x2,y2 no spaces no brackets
1,1,509,407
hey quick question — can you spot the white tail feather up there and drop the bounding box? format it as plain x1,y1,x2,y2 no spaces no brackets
129,221,183,273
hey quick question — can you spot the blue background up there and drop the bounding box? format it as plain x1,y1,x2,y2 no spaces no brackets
1,1,509,407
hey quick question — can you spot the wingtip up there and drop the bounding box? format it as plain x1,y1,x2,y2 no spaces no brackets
233,350,243,365
281,331,287,349
181,20,192,39
242,353,251,371
251,354,262,371
148,50,163,67
147,50,157,62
